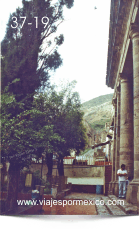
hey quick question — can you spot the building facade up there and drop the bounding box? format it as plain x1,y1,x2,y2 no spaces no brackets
106,0,139,206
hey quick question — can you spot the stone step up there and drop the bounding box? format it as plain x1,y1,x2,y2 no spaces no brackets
108,195,138,215
101,196,126,216
95,197,111,216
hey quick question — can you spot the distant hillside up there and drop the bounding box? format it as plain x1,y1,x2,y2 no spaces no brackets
81,94,113,131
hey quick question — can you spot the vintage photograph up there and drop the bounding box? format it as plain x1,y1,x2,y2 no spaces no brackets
0,0,139,218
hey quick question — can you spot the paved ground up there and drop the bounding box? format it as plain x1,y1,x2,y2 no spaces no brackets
42,192,98,215
64,192,102,199
42,202,97,215
2,193,137,215
42,192,138,216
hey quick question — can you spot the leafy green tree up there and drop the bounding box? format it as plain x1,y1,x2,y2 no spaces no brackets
1,0,75,210
1,83,87,213
1,91,64,171
1,0,74,102
1,0,74,173
34,82,87,175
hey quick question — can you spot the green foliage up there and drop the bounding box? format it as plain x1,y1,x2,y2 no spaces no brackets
34,82,87,156
91,119,110,131
32,171,50,189
1,83,87,172
43,181,51,194
32,170,46,187
1,0,88,173
80,148,91,155
1,91,64,169
43,187,51,194
81,94,113,133
1,0,74,101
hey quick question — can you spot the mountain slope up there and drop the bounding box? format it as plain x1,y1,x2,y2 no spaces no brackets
81,94,113,131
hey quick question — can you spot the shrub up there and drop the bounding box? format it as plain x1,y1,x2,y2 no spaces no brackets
44,187,51,194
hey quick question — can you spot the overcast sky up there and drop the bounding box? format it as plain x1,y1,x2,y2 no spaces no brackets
0,0,114,103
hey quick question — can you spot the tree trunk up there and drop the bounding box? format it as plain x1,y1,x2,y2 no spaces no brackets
58,155,64,176
46,153,53,176
40,157,43,184
5,165,20,212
